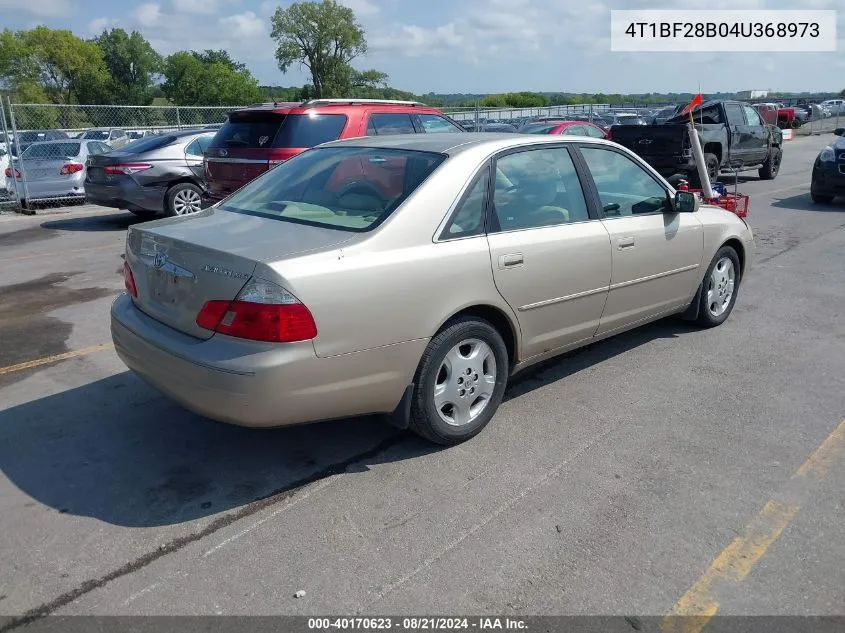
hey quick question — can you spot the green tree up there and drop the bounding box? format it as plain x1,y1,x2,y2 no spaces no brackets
4,27,109,104
93,28,162,105
191,49,247,73
162,51,263,106
270,0,386,98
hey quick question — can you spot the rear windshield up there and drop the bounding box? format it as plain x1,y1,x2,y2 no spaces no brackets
208,112,347,150
82,131,110,140
21,142,81,159
520,124,557,135
119,135,177,153
219,146,445,232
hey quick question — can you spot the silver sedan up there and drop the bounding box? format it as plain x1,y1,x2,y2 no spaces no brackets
112,133,753,444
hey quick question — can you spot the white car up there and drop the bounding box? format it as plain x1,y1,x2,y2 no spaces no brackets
819,100,845,116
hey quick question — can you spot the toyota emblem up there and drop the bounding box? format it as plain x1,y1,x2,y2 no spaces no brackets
153,253,166,269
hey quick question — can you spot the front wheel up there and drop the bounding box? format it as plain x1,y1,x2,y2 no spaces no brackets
409,317,509,445
695,246,741,328
811,192,833,204
758,147,782,180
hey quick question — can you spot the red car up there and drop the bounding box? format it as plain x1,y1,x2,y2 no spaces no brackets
518,120,608,139
204,99,464,203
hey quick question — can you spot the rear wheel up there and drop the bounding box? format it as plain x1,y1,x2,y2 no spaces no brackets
758,147,782,180
695,246,741,328
165,183,203,217
689,153,719,187
409,317,509,445
811,192,834,204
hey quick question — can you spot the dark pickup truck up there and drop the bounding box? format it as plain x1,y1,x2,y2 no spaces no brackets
610,100,783,186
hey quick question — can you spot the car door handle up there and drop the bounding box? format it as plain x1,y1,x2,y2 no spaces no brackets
498,253,524,269
617,237,635,250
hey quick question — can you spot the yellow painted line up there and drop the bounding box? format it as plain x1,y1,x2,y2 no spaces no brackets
796,419,845,479
0,343,113,376
0,244,119,263
662,419,845,633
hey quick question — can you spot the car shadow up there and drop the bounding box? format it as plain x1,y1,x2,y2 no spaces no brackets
771,192,845,212
0,317,697,529
40,212,147,232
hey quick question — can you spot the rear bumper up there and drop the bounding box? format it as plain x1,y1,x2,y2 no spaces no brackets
14,176,85,200
85,180,166,213
110,293,424,428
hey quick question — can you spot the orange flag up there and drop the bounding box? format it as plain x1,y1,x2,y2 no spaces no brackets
682,93,703,115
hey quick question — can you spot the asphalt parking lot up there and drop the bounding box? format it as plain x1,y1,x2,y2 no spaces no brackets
0,134,843,625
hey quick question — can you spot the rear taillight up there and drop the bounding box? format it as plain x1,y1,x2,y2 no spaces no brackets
104,163,152,175
5,167,21,179
195,278,317,343
123,261,138,297
60,163,84,175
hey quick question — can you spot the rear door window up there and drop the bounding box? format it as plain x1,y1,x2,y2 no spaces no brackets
367,113,416,135
185,139,204,156
724,105,745,127
414,114,464,133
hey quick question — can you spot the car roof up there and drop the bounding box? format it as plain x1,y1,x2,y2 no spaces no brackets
228,99,445,116
320,132,615,156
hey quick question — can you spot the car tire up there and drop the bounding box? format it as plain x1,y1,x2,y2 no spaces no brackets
758,147,782,180
694,245,741,328
811,192,834,204
689,153,719,188
408,316,509,445
165,182,203,217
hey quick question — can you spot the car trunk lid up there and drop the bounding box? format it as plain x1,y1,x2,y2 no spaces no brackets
125,208,356,339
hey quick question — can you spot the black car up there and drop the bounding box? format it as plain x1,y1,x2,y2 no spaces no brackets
84,129,215,217
810,127,845,204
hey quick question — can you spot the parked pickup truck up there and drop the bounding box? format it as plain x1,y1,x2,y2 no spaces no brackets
610,100,783,186
753,102,797,128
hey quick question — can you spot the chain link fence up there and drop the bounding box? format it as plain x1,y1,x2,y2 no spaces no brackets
2,98,840,214
1,101,232,213
794,108,844,136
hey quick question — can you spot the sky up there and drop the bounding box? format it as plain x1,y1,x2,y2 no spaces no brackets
0,0,842,95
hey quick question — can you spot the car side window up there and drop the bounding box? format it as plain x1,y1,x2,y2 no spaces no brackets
490,147,590,232
583,125,605,138
742,105,763,127
197,135,213,153
580,146,669,217
367,113,416,135
441,166,489,239
185,139,203,156
563,125,585,136
725,104,745,127
415,114,464,133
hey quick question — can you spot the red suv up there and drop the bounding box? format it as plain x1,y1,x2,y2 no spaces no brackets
204,99,464,202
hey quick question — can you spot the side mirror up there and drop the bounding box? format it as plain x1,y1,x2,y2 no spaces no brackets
674,190,699,213
834,128,844,136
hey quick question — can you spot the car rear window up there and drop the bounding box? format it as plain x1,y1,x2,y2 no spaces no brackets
520,124,558,134
119,135,177,153
22,142,81,159
82,131,110,140
219,146,445,232
209,112,347,151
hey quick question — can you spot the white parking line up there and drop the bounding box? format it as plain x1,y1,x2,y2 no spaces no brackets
200,476,338,558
